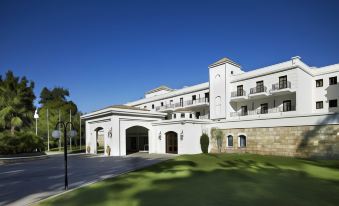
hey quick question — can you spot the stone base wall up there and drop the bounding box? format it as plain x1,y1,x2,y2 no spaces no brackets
210,125,339,158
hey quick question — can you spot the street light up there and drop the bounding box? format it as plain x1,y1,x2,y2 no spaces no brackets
52,121,77,190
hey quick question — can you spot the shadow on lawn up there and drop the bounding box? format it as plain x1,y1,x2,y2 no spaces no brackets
43,156,339,206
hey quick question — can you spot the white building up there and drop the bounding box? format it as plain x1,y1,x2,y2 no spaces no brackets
82,56,339,158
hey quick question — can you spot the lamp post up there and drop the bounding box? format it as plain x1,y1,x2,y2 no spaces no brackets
52,121,77,190
34,109,39,135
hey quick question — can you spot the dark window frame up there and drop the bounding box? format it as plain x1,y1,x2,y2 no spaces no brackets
329,99,338,108
239,135,247,148
260,103,268,114
256,81,264,92
316,79,323,87
283,100,292,112
316,101,323,109
237,85,244,96
329,76,337,85
227,135,233,147
279,76,288,89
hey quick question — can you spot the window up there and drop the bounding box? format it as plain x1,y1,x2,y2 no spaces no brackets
241,106,248,116
189,114,193,118
180,98,183,107
144,106,147,109
256,81,264,93
181,113,185,118
192,95,196,101
161,102,164,106
329,99,338,108
231,71,234,75
260,103,268,114
316,101,323,109
170,100,173,105
173,114,177,119
227,135,233,147
329,76,337,85
205,92,209,102
239,135,246,148
152,104,154,109
316,79,323,87
237,85,244,96
215,96,221,115
196,112,201,119
279,76,287,89
283,100,292,112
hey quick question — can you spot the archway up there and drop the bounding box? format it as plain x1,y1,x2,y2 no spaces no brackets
94,127,104,153
165,131,178,154
126,126,149,155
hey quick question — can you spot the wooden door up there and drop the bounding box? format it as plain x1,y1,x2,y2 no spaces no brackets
166,132,178,154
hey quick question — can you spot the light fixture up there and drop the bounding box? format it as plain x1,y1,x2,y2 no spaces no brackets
158,131,162,140
180,130,184,140
52,130,61,139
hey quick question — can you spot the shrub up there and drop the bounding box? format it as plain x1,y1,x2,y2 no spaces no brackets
0,132,45,155
106,145,111,156
87,145,91,153
200,133,209,154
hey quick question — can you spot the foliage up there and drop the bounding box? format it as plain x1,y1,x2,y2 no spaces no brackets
37,87,84,149
0,71,35,135
0,131,45,154
200,133,209,153
211,128,223,153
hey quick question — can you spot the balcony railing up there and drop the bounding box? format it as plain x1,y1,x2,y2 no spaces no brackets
156,97,209,111
230,105,296,117
272,81,291,91
231,90,246,97
250,86,267,94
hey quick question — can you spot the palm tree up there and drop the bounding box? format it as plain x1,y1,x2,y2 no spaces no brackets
0,71,35,135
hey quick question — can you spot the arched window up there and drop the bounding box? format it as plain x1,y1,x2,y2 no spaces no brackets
238,135,247,148
227,135,233,147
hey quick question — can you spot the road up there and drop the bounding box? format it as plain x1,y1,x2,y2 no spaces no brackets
0,153,172,206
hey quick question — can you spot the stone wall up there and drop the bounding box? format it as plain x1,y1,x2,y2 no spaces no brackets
210,125,339,158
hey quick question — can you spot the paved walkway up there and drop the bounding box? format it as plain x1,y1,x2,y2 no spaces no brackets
0,153,173,206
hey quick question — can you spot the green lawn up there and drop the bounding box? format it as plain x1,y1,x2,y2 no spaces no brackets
38,154,339,206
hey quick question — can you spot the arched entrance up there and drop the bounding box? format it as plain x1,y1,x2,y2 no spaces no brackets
166,131,178,154
94,127,104,153
126,126,149,155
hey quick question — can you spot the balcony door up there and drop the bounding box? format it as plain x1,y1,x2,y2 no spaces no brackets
279,76,287,89
237,85,244,96
283,100,292,112
256,81,264,93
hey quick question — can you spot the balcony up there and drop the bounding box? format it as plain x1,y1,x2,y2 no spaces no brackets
248,86,269,99
156,97,209,111
270,81,294,95
230,90,248,102
230,105,296,117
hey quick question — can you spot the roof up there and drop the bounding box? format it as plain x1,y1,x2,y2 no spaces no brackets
209,57,241,68
109,105,149,111
145,85,174,94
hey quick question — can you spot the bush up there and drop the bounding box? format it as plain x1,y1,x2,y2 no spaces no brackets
0,132,45,155
200,133,209,153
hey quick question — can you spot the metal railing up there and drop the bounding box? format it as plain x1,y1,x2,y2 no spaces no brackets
250,86,267,94
156,97,209,111
272,81,291,91
230,105,296,117
231,90,246,97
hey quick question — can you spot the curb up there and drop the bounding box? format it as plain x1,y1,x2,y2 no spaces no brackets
0,155,49,165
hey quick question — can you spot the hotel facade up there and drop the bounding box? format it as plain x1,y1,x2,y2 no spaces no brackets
82,56,339,158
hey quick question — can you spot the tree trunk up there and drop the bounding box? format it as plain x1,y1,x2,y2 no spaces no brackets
11,125,15,136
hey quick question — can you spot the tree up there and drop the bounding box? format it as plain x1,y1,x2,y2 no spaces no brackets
200,133,209,153
0,71,35,135
212,129,223,153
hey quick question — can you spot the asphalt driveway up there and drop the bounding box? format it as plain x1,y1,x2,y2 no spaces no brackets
0,153,173,206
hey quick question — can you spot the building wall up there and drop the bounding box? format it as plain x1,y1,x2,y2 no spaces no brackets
210,124,339,158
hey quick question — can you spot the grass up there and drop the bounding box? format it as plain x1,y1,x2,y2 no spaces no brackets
38,154,339,206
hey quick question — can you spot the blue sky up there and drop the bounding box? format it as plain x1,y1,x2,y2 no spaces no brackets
0,0,338,113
